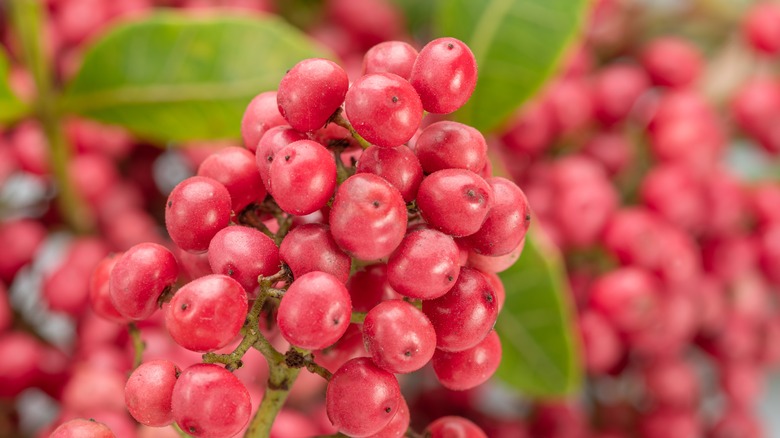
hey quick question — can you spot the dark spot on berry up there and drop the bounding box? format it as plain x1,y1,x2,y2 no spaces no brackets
385,407,392,413
392,96,399,103
447,43,454,49
448,275,454,282
181,303,189,311
189,427,196,433
466,189,476,198
227,267,234,276
372,200,381,208
284,155,291,161
485,292,494,303
167,201,172,208
333,317,340,325
525,213,531,221
404,350,412,357
285,69,291,74
267,155,273,162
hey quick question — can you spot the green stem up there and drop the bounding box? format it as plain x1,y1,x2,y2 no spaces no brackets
171,422,194,438
350,311,367,324
128,323,145,369
8,0,92,234
330,108,372,150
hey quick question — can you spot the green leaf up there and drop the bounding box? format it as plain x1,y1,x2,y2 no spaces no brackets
0,48,27,124
61,13,330,142
435,0,587,133
390,0,436,39
495,229,582,397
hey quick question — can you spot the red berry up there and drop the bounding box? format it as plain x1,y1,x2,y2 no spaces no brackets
277,271,351,350
88,254,127,323
255,125,309,192
269,139,337,215
347,264,401,312
197,147,266,212
743,3,780,55
165,176,232,253
241,91,286,152
330,173,408,260
109,243,178,320
423,267,498,352
207,225,280,298
345,72,423,147
172,363,251,438
417,169,493,237
363,299,437,374
279,223,351,283
414,121,488,174
640,37,702,88
592,63,649,126
387,227,460,300
362,41,419,80
410,38,477,114
588,267,660,335
326,357,402,437
432,330,501,391
356,145,423,202
277,58,349,132
462,177,530,256
125,359,180,427
166,275,248,352
425,416,488,438
50,418,115,438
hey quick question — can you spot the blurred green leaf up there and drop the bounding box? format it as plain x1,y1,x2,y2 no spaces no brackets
495,229,582,397
435,0,586,133
390,0,435,39
0,48,27,124
61,13,330,143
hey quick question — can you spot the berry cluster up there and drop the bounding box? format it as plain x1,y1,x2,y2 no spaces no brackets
489,1,780,436
72,36,531,438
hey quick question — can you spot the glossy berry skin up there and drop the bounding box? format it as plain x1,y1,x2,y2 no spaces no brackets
425,416,488,438
208,225,280,298
50,419,115,438
279,224,351,283
356,145,423,202
414,121,488,173
269,140,337,215
172,364,251,438
89,254,127,324
416,169,493,237
642,359,699,408
743,3,780,55
330,173,408,260
240,91,286,152
362,41,419,80
432,330,501,391
640,37,702,88
197,147,266,212
326,357,402,437
462,177,531,256
363,300,436,374
125,359,180,427
255,125,309,192
277,58,349,132
366,396,410,438
109,243,178,320
166,275,248,352
387,228,460,300
345,72,423,148
410,38,478,114
277,271,351,350
165,176,232,253
423,267,498,352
